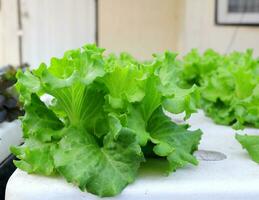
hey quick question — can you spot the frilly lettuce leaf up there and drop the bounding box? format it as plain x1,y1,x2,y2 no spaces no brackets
236,134,259,163
11,44,202,197
53,119,142,197
11,138,56,175
148,107,202,172
153,51,201,118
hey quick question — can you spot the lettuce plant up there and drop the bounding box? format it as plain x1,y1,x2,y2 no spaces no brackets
180,49,259,164
11,45,202,197
181,49,259,130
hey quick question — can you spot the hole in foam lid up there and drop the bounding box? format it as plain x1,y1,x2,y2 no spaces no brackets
194,150,227,161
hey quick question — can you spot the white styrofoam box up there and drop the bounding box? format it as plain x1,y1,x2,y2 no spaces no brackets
0,120,22,164
5,111,259,200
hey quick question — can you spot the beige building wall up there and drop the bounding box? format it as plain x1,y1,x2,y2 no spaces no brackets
98,0,184,60
0,0,20,67
99,0,259,58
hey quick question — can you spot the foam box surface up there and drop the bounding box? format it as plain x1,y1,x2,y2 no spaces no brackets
5,111,259,200
0,121,22,164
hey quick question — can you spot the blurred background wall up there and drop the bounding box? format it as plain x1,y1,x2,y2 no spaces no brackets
98,0,184,59
0,0,96,68
178,0,259,56
99,0,259,59
1,0,259,66
0,1,20,66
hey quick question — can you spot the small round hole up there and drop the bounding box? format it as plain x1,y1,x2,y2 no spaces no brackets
194,150,227,161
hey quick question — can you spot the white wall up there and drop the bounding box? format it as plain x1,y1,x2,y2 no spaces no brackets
0,0,96,68
178,0,259,56
21,0,96,68
2,0,259,67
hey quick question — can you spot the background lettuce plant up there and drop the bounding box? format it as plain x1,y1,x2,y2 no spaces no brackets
179,49,259,164
11,45,202,197
180,49,259,130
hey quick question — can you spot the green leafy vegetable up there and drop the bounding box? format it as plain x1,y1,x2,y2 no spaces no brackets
11,44,202,197
236,134,259,163
148,107,202,172
180,49,259,130
179,49,259,165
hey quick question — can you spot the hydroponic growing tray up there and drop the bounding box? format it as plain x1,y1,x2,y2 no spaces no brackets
0,121,22,164
5,111,259,200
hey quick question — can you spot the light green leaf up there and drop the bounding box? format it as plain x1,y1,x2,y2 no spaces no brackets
11,139,56,175
236,134,259,163
148,108,202,172
53,125,142,197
